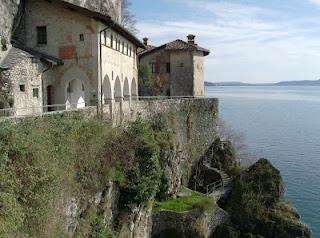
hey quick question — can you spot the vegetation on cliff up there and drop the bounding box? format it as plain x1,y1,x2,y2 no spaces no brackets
0,113,173,237
153,186,214,213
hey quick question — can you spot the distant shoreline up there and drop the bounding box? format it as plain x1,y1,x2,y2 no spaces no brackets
205,79,320,87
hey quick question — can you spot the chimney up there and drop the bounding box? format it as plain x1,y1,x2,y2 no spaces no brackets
187,34,196,44
143,37,149,46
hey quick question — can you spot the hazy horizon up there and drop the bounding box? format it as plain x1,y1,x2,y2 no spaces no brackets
131,0,320,84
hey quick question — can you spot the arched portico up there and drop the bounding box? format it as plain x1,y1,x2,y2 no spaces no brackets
123,78,130,101
66,79,86,109
131,77,138,100
114,77,122,102
59,66,89,110
103,74,112,104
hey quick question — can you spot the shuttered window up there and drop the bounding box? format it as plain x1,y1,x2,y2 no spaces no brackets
37,26,47,45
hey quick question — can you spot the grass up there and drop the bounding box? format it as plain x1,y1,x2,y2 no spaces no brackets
153,186,215,213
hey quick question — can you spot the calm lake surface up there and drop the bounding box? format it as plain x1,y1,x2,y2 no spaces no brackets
206,86,320,237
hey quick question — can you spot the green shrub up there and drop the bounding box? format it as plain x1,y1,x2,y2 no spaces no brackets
122,118,162,206
0,113,174,237
76,207,117,238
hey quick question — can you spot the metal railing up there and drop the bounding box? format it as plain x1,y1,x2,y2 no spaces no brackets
0,100,96,118
206,180,224,195
0,96,212,119
133,95,205,101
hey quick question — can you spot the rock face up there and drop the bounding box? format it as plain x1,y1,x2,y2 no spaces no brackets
0,0,20,61
0,0,20,41
65,182,120,237
152,207,229,238
62,0,122,22
213,159,312,238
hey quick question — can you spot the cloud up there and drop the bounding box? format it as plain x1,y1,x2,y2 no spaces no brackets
309,0,320,6
136,0,320,83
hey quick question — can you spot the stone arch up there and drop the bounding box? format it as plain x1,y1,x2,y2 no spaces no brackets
60,66,89,110
66,79,86,109
103,74,112,104
131,77,138,100
114,76,122,102
123,77,130,101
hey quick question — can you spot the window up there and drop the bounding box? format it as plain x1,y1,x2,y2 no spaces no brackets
36,26,47,45
126,44,129,55
166,63,171,73
122,41,125,53
115,38,118,50
79,34,84,41
33,88,39,98
151,63,156,74
129,47,132,57
118,40,121,51
110,34,113,48
19,84,25,92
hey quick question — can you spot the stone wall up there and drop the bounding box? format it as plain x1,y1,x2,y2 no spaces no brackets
131,98,219,194
0,58,45,116
138,48,171,96
193,51,205,96
0,0,122,63
170,51,194,96
152,207,229,238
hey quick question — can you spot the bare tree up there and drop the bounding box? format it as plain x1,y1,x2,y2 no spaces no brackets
217,118,256,166
121,0,138,35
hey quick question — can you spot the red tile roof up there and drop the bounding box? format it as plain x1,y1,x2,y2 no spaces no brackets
138,39,210,57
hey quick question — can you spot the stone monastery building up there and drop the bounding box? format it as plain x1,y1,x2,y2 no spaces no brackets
0,0,210,117
138,35,210,97
0,0,144,116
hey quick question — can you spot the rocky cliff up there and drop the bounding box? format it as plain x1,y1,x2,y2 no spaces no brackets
62,0,122,22
0,99,311,238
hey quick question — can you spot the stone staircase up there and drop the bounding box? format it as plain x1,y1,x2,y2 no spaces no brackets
204,165,232,199
199,141,233,199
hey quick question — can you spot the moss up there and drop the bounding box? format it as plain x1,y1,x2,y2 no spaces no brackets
153,187,215,213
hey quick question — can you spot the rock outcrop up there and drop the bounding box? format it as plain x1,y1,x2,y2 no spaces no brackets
62,0,122,22
213,159,311,238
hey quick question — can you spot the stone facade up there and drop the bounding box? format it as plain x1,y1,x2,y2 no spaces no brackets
0,58,45,116
139,36,210,97
0,0,122,65
1,0,142,116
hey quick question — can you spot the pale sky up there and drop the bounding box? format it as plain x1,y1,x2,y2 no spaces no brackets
131,0,320,83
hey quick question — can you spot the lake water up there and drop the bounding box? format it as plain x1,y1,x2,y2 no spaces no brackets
206,86,320,237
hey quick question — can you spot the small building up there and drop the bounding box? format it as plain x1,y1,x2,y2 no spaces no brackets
0,41,63,116
138,35,210,97
0,0,144,117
